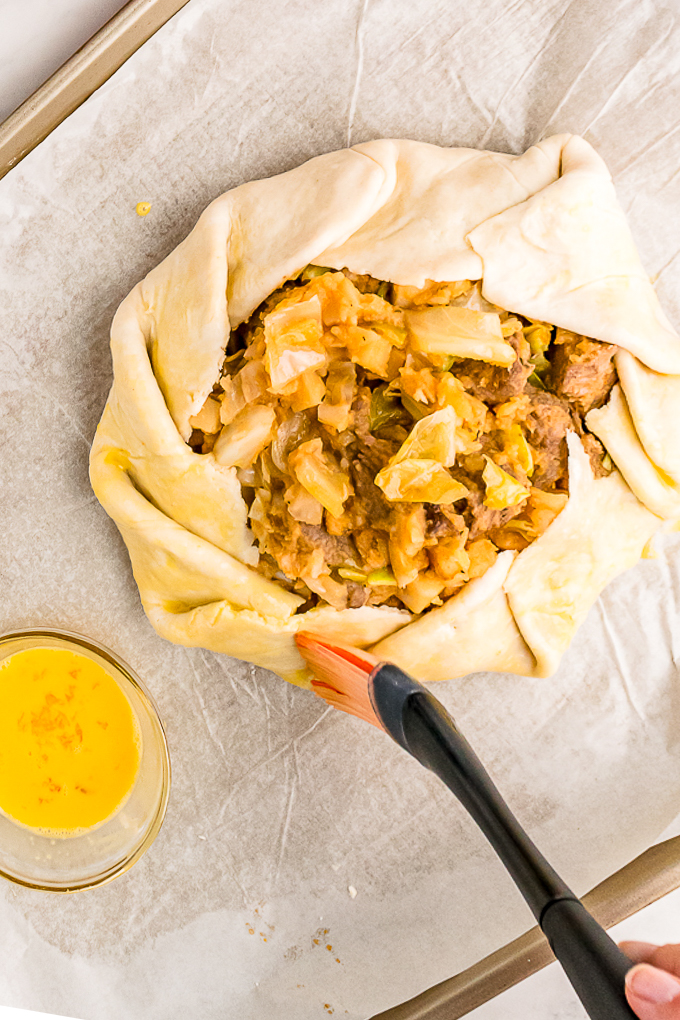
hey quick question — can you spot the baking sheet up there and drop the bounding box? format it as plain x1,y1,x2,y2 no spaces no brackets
1,0,680,1018
378,834,680,1020
0,0,192,180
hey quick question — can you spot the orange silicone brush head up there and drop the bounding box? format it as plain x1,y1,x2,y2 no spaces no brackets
295,633,382,729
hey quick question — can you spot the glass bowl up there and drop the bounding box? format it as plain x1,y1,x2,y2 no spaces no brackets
0,628,171,892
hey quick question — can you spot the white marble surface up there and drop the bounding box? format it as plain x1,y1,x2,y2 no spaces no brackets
0,0,129,122
1,3,680,1019
0,1010,72,1020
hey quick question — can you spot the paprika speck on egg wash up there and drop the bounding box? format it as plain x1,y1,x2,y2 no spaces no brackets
0,647,141,836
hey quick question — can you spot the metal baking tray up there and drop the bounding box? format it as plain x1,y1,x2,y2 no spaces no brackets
2,2,679,1015
0,0,191,179
376,835,680,1018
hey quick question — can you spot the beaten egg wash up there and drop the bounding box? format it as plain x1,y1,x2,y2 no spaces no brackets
0,648,141,836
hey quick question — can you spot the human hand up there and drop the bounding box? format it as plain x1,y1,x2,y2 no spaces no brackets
620,942,680,1019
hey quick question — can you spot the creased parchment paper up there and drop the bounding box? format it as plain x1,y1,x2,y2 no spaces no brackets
2,1,680,1018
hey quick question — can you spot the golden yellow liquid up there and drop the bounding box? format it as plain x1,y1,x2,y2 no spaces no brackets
0,647,141,836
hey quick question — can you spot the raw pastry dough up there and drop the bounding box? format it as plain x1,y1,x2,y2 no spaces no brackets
90,134,676,685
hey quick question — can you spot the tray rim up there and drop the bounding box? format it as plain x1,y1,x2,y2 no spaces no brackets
0,0,191,181
371,834,680,1019
2,5,680,1016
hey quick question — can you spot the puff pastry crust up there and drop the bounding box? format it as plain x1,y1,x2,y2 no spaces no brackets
90,134,676,685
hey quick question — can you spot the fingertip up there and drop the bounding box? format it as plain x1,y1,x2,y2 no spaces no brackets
626,963,680,1006
620,940,661,964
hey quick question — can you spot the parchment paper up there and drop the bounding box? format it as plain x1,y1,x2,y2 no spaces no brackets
2,1,680,1018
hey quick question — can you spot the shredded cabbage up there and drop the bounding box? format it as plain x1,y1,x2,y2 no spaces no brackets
302,573,349,609
392,406,458,467
285,482,324,525
219,375,246,425
370,322,408,348
497,488,567,543
429,534,470,581
405,306,516,366
289,369,326,412
388,507,427,587
392,279,472,307
318,361,356,432
376,459,468,503
399,571,446,614
214,405,276,469
482,457,530,509
264,296,325,391
523,321,552,378
503,423,533,477
189,395,222,434
340,326,392,377
436,374,488,431
271,412,313,472
239,359,269,403
501,316,523,337
289,438,352,519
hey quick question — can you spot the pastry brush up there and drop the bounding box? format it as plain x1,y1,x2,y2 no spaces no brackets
295,632,636,1020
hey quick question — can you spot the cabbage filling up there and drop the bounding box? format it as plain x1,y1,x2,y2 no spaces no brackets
188,269,617,614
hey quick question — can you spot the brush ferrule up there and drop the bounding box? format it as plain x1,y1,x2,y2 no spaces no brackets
369,663,428,752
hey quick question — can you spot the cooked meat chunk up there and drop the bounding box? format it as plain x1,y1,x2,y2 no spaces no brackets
456,331,533,405
548,329,617,415
354,527,390,571
346,582,370,608
389,505,429,586
523,387,574,490
578,429,612,479
461,479,526,539
426,506,466,540
346,458,393,531
341,270,384,294
298,525,356,567
351,386,401,473
258,493,356,579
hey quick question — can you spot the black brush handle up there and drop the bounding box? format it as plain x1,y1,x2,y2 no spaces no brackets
370,666,636,1020
541,898,635,1020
